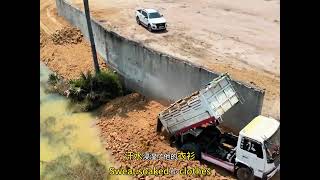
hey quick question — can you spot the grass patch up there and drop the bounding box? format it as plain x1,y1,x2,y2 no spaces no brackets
48,73,60,86
46,70,123,112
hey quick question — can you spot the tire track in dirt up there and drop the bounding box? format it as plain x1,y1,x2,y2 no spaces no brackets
46,7,63,28
40,0,64,34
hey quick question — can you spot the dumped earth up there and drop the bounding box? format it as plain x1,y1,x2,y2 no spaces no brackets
50,27,83,45
97,93,234,180
40,27,107,80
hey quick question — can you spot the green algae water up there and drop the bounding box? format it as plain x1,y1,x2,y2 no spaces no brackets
40,63,129,180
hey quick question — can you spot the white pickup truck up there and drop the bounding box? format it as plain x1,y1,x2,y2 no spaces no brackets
136,8,167,32
157,74,280,180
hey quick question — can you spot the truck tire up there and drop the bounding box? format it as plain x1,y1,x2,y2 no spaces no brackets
136,17,140,25
148,24,153,32
180,143,201,160
236,167,254,180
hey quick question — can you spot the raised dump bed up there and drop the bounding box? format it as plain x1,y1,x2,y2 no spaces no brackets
158,73,241,135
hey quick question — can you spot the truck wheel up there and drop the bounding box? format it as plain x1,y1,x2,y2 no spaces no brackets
148,24,153,32
236,167,254,180
136,17,140,25
180,143,201,160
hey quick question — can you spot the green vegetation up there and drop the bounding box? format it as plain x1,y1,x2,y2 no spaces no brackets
47,70,123,111
48,73,60,86
41,151,107,180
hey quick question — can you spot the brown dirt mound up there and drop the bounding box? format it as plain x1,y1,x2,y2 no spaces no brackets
50,27,83,45
97,93,234,180
41,25,107,80
40,29,48,48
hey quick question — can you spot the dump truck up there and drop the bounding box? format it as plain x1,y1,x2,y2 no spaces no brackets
156,74,280,180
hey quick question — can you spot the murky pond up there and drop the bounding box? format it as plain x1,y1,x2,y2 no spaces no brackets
40,63,129,180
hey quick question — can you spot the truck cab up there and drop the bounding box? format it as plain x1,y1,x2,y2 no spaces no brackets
176,116,280,180
236,116,280,180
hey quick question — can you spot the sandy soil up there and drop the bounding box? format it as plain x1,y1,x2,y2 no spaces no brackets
96,93,237,180
69,0,280,76
40,0,279,179
41,0,107,79
40,27,107,80
68,0,280,119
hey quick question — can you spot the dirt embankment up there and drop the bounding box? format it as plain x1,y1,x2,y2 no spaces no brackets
96,93,234,180
40,27,107,80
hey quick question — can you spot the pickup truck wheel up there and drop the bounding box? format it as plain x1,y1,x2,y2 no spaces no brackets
180,143,201,160
136,17,140,25
148,24,153,32
236,167,254,180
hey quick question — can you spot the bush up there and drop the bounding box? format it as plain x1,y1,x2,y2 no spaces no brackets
48,73,60,86
68,70,123,111
46,73,69,95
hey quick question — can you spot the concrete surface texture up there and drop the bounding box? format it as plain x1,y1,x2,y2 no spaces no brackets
68,0,280,77
56,0,266,132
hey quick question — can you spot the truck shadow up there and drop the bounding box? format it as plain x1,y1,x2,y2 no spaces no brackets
151,29,168,34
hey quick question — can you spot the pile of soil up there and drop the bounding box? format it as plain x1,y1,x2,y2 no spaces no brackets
50,27,83,45
41,26,107,80
97,93,234,180
40,29,48,48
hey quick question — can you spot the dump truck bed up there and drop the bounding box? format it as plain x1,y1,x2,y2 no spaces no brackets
158,74,240,135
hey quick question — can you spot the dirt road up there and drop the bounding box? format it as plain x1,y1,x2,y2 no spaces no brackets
65,0,280,119
69,0,280,76
40,0,107,79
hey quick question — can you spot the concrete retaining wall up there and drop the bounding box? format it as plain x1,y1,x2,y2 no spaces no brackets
55,0,265,133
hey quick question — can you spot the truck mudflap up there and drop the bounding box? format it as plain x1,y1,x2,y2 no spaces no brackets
201,152,235,172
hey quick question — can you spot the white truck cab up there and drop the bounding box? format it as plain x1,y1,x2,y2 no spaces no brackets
136,8,167,32
157,74,280,180
236,116,280,180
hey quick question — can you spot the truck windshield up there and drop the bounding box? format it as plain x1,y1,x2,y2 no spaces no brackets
149,12,161,19
264,127,280,162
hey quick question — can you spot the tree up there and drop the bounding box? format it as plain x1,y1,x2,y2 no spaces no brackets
83,0,100,74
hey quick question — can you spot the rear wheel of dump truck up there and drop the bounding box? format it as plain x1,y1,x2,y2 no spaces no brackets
236,167,254,180
181,143,201,160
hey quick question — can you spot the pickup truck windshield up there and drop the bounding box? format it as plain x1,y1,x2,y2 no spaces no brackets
264,127,280,162
149,12,161,19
